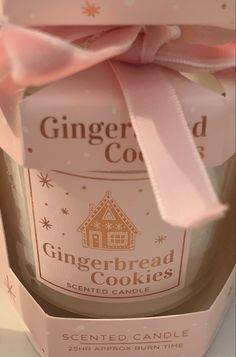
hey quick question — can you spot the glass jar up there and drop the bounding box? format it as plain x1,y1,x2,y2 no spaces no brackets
0,149,234,318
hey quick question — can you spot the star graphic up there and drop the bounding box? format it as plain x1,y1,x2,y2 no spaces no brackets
105,223,113,230
40,217,53,230
5,276,16,300
93,221,101,229
82,1,101,17
115,223,124,230
61,208,69,215
37,172,54,189
155,235,167,244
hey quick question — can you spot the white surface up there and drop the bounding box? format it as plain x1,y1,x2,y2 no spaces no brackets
0,288,235,357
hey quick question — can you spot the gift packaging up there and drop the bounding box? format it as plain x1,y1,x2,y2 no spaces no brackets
0,3,235,357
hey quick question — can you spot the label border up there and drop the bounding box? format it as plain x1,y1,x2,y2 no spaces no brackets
28,169,187,299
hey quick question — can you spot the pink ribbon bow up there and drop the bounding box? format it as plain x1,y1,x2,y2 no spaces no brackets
0,24,235,228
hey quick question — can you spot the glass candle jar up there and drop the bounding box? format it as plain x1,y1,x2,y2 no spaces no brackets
0,149,234,318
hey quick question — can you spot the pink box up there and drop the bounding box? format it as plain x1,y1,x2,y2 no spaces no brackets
0,211,235,357
0,0,235,28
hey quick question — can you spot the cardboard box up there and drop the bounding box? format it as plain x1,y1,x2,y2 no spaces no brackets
0,210,235,357
0,0,234,28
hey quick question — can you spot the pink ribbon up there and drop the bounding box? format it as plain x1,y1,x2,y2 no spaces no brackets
0,24,235,228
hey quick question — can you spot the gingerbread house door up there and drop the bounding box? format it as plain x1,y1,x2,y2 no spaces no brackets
89,230,103,249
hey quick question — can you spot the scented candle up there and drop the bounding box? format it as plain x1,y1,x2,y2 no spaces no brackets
0,24,235,318
0,146,234,318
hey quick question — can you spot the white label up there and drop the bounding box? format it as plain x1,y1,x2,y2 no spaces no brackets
26,169,191,302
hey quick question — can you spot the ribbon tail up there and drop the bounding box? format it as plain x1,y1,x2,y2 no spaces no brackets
111,61,227,228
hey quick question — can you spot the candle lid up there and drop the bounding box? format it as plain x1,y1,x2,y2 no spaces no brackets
0,0,235,28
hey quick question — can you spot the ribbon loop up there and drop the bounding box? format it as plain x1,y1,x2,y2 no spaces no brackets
116,26,181,64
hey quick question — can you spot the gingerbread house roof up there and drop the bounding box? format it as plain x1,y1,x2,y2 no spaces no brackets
78,191,138,234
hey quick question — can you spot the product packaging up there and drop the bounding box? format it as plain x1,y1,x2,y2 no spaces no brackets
0,5,235,357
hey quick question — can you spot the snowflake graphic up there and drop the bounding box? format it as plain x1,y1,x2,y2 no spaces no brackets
115,223,124,230
40,217,53,230
93,222,101,229
105,223,113,230
37,172,54,189
5,276,16,300
155,235,167,244
61,208,69,215
82,1,101,17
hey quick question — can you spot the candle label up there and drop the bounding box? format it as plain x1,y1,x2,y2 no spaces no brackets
25,169,191,302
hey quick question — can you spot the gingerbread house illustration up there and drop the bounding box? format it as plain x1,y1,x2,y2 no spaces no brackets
78,191,138,251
